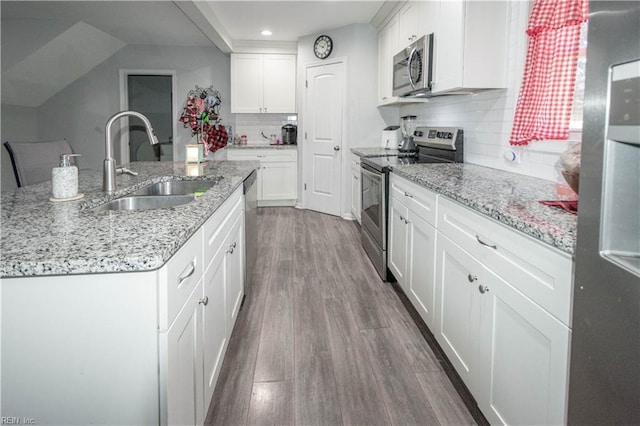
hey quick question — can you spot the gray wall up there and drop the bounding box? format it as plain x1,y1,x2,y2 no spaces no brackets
297,23,385,217
37,44,231,172
1,105,39,191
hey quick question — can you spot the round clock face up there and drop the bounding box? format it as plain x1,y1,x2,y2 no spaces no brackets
314,35,333,59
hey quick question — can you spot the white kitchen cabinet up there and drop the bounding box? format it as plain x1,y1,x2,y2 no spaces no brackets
224,212,245,337
231,53,296,113
434,196,572,425
350,154,361,223
388,174,439,329
388,195,409,288
2,186,246,425
227,148,298,206
434,235,483,395
478,267,570,426
431,1,508,94
200,193,245,411
165,279,205,426
377,14,398,104
397,1,424,47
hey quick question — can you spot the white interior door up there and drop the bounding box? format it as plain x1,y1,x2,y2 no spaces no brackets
304,61,344,216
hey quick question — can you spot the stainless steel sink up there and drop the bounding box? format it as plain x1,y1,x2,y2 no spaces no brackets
92,194,195,211
131,180,218,196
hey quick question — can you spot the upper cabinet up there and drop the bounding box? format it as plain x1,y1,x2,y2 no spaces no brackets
432,1,508,94
376,0,508,104
377,15,399,104
231,54,296,114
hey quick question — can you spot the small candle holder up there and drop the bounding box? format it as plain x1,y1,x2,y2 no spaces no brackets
185,144,204,163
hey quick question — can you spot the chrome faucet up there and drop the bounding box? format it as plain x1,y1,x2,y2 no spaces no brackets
103,111,159,193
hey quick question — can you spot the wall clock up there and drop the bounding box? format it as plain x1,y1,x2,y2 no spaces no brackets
313,35,333,59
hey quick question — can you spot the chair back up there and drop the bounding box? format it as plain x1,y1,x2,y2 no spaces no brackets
3,139,74,187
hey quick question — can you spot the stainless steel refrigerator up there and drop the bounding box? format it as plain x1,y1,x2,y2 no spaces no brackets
568,2,640,424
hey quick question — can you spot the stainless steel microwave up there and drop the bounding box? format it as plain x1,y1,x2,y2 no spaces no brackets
392,34,434,97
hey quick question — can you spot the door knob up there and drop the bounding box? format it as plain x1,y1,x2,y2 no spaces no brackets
334,145,340,151
478,285,490,294
468,274,478,282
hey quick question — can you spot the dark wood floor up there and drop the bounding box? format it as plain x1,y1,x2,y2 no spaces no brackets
205,207,476,426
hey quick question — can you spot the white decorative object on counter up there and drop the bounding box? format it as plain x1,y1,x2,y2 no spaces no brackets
51,153,81,200
185,144,204,163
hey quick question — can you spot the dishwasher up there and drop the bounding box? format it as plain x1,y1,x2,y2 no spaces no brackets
243,169,258,297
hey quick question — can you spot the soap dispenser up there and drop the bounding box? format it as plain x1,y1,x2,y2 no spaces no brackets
52,153,81,199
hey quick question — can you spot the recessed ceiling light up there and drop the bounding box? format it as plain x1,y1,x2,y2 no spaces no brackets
261,30,272,36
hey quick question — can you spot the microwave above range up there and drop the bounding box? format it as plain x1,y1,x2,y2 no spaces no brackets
392,34,434,97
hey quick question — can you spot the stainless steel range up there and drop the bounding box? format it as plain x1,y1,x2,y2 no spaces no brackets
360,127,463,280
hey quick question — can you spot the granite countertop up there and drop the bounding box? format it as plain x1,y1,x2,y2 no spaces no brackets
351,147,402,157
0,161,258,278
227,145,297,150
391,164,578,254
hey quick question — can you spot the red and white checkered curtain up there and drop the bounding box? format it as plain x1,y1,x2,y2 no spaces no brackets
510,0,589,146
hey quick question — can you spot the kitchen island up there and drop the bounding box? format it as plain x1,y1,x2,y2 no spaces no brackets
1,160,257,425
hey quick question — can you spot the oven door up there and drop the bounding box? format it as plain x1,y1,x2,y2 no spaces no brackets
360,163,386,249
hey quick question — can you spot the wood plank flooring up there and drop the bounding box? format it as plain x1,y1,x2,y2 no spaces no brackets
205,207,477,426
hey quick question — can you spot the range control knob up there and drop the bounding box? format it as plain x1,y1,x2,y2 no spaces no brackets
436,131,443,138
446,132,453,139
414,130,423,137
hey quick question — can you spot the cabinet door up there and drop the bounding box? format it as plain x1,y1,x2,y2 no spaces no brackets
434,234,482,395
398,2,422,47
202,246,228,410
263,55,296,113
432,1,465,93
231,54,264,113
378,15,398,103
478,268,570,426
166,282,204,426
388,197,409,289
225,213,245,338
351,166,361,223
407,213,437,329
261,162,297,200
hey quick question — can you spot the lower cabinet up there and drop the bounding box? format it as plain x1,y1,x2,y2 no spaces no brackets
350,154,361,223
165,187,246,424
227,148,297,206
390,172,572,425
388,174,438,329
165,280,206,426
434,196,572,425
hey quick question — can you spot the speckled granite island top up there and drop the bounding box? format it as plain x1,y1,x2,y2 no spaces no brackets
391,164,578,254
351,147,402,157
1,161,258,278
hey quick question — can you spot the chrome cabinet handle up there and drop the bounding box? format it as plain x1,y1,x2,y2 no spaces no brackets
404,191,414,198
177,261,196,285
231,242,237,248
199,296,209,306
479,285,490,294
334,145,341,151
354,176,359,180
228,242,236,254
475,235,497,250
468,274,478,283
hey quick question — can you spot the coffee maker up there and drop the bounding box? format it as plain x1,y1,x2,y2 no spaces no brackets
399,115,417,152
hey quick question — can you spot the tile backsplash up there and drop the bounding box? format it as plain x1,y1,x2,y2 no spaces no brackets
232,113,297,146
399,1,578,183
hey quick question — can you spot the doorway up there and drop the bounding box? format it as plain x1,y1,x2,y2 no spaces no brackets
120,70,176,163
303,61,345,217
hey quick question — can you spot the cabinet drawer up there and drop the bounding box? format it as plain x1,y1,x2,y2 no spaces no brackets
438,197,573,325
390,174,438,226
159,229,204,331
227,149,296,162
204,187,243,267
351,154,361,169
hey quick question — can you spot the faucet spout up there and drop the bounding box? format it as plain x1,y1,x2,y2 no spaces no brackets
103,111,159,193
